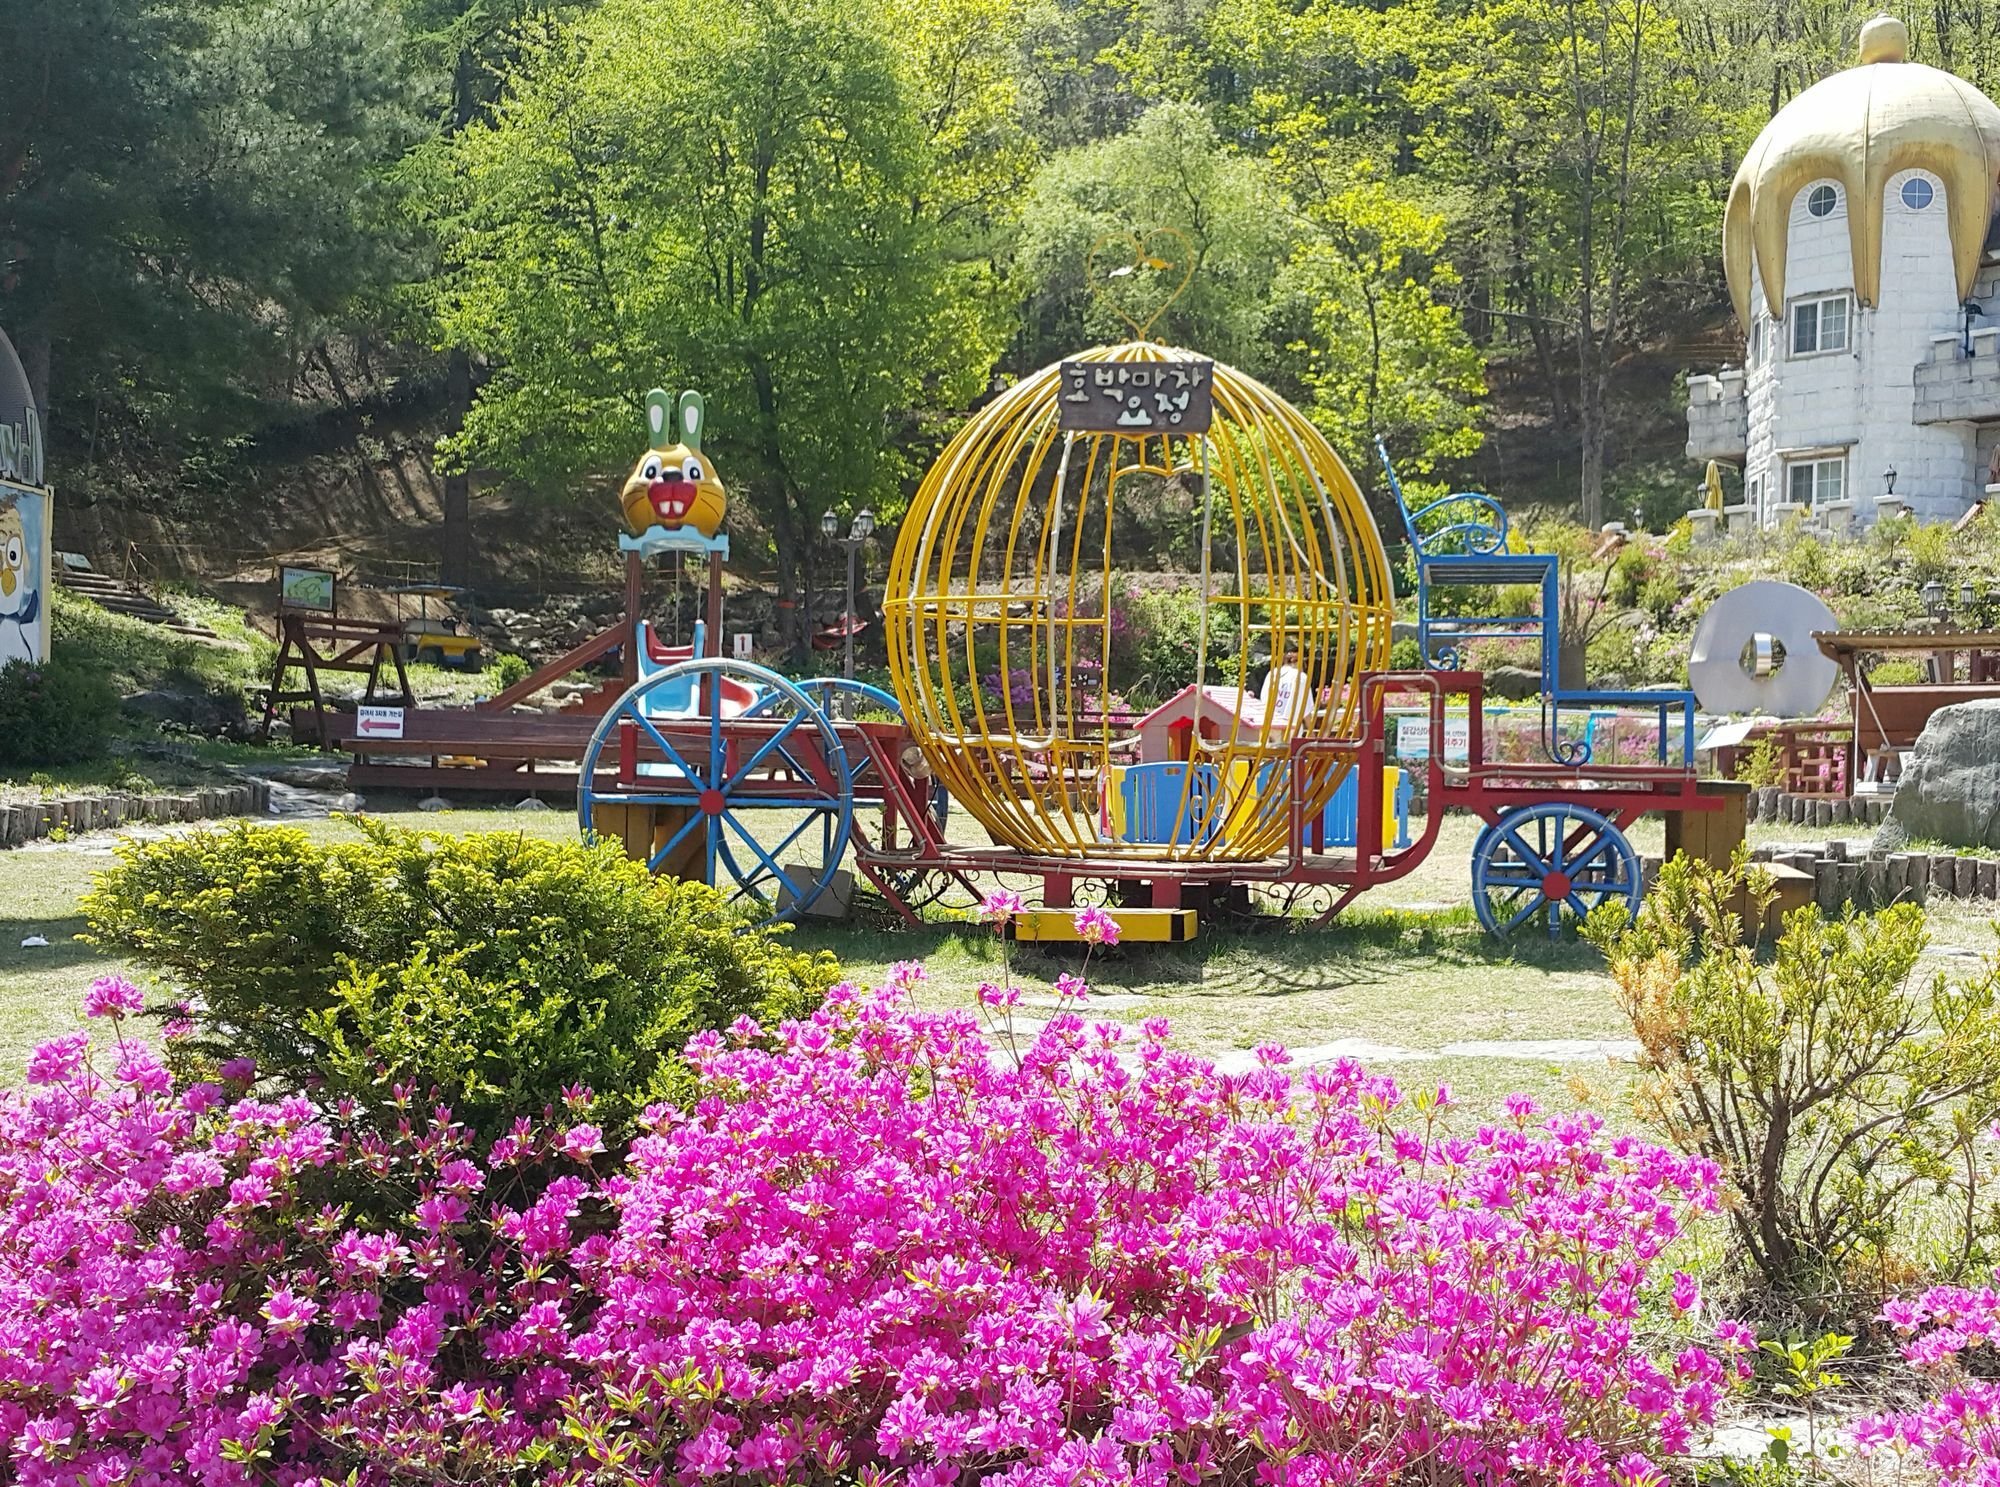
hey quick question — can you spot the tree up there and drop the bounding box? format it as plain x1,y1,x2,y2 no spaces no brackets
399,0,587,587
0,0,421,477
434,0,1028,657
1396,0,1724,526
1014,101,1287,371
1277,181,1485,480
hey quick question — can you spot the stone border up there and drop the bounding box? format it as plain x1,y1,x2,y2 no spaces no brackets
1744,788,1891,828
1749,838,2000,912
0,779,272,849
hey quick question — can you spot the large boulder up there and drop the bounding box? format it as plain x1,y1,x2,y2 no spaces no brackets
1887,699,2000,849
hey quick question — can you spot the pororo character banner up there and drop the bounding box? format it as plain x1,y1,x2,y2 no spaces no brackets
620,389,726,540
0,326,49,667
0,494,45,666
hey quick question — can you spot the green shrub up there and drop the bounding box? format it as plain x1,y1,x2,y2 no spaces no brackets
490,651,532,689
1734,733,1782,789
1588,852,2000,1321
1128,585,1239,702
0,654,120,767
83,818,838,1140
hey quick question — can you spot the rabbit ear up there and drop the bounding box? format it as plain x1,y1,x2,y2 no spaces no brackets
645,389,673,450
678,391,705,452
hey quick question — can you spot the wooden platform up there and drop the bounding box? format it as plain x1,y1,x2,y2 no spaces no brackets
301,705,604,795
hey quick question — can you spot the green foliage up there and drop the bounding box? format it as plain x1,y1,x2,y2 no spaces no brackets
1781,535,1832,592
52,588,268,701
431,0,1027,647
0,656,120,767
1126,585,1240,703
1734,734,1783,790
83,819,837,1140
489,651,532,690
1018,102,1287,369
5,0,424,466
1905,521,1956,586
1589,852,2000,1321
1278,179,1486,475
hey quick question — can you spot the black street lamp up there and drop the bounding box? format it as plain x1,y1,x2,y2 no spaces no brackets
822,507,877,684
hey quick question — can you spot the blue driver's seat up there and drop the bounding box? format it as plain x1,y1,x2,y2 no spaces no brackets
1375,438,1693,769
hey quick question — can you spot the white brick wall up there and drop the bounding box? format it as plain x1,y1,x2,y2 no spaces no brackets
1721,170,1979,529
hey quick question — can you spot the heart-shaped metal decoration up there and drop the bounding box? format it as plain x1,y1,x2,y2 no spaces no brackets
1085,226,1196,342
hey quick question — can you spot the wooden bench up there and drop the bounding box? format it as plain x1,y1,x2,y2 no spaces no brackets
1850,684,2000,782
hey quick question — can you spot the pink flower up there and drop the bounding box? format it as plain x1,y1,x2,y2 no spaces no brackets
263,1288,320,1336
25,1032,88,1086
1671,1272,1700,1313
82,975,144,1020
1072,906,1121,946
1053,973,1089,1002
219,1057,256,1083
0,975,1748,1486
973,889,1023,925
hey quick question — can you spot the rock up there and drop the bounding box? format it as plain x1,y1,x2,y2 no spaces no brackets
512,797,552,812
1887,699,2000,851
250,764,349,790
418,795,451,812
122,686,245,735
334,793,365,812
1484,665,1543,701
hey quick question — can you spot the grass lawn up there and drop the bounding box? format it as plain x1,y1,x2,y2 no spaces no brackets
5,803,1993,1121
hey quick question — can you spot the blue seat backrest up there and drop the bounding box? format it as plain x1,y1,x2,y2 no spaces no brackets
1375,437,1512,560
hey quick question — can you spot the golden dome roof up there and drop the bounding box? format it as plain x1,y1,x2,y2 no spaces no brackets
1723,13,2000,328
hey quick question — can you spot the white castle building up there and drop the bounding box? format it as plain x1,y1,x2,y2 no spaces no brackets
1686,14,2000,531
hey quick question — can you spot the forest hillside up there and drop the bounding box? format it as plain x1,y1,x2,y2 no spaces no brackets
7,0,1961,633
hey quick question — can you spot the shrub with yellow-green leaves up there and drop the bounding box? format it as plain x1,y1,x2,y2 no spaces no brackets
83,818,837,1143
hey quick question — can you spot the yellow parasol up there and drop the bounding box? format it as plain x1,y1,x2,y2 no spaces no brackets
1704,460,1726,512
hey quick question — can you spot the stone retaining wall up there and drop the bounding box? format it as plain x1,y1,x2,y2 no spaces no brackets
1743,788,1892,828
0,780,271,849
1747,837,2000,912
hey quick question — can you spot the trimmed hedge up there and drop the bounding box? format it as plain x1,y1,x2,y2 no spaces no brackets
83,817,837,1139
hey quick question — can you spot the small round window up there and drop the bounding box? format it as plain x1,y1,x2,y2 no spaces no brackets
1807,184,1839,217
1902,176,1935,210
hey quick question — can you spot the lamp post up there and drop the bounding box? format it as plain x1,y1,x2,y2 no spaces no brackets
821,506,876,685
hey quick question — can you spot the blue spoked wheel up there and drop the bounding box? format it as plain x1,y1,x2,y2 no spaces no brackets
578,659,853,926
750,676,955,909
1470,801,1641,939
746,675,900,724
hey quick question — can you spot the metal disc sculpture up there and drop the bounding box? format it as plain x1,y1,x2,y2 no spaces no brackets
579,659,853,925
1688,579,1841,717
882,338,1396,867
1470,801,1642,939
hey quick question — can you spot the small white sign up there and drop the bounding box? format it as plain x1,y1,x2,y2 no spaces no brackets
356,705,406,740
1394,713,1470,764
732,631,754,659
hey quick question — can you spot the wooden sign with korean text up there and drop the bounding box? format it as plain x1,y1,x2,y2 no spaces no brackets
1057,357,1214,435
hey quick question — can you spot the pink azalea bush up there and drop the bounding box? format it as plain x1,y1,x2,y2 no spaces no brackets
1,975,1748,1485
1861,1284,2000,1484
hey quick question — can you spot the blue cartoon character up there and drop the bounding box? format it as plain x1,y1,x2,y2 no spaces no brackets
0,500,40,665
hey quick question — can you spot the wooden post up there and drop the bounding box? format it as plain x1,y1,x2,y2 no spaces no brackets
706,551,724,658
622,552,644,687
